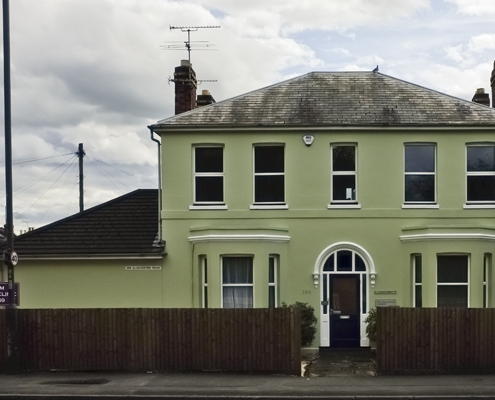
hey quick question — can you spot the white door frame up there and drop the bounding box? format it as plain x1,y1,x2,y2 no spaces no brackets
314,242,376,347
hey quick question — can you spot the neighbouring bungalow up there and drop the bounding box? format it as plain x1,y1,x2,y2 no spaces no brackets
1,189,165,308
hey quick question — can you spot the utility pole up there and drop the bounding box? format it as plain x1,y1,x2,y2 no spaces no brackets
77,143,85,213
3,0,20,373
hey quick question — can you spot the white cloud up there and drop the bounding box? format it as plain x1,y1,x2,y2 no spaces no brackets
468,34,495,53
446,0,495,15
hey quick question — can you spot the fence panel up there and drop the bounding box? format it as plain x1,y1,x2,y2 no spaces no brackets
377,307,495,374
0,308,300,375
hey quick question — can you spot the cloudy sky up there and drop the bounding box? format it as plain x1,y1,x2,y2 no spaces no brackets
1,0,494,233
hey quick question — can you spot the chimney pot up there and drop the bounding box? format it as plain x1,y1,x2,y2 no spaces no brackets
472,87,490,107
197,89,216,108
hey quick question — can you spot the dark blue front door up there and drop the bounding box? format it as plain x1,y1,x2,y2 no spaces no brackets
330,274,360,347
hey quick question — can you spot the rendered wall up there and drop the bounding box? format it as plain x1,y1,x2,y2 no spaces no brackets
157,128,495,347
13,259,164,308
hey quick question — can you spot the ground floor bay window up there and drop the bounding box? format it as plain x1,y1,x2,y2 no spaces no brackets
222,256,253,308
437,255,468,307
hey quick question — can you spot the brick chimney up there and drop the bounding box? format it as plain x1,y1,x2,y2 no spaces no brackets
491,60,495,108
197,89,216,108
174,60,197,115
472,88,490,107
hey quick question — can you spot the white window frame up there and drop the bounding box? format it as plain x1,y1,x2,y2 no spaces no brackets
330,144,357,204
404,143,436,205
193,145,225,206
269,255,278,308
201,256,208,308
466,144,495,205
412,254,422,308
253,144,285,206
484,254,491,308
221,255,254,309
436,254,469,308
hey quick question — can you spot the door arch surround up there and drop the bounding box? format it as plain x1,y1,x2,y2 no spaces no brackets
314,242,376,347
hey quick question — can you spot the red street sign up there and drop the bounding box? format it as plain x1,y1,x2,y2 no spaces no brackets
0,282,20,306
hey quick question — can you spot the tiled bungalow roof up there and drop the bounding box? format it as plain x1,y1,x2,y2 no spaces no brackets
152,71,495,129
8,189,163,259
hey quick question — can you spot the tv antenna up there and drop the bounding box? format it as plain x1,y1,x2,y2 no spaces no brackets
163,25,220,62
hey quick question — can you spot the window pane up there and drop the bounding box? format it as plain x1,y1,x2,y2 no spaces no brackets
255,146,284,173
467,176,495,201
438,286,468,307
322,276,328,314
438,255,468,283
269,259,275,283
204,287,208,308
362,275,367,313
405,145,435,172
269,287,275,308
323,254,334,271
196,177,223,202
467,146,495,172
415,256,422,283
333,146,355,171
223,257,253,283
337,250,352,271
195,147,223,173
405,175,434,202
333,175,356,200
415,286,422,308
355,255,366,271
255,175,284,202
223,287,253,308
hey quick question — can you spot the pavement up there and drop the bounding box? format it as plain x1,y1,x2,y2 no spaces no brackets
1,350,495,399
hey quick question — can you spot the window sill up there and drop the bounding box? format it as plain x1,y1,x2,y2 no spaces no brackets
402,204,439,209
189,205,228,210
327,204,361,209
250,204,289,210
463,204,495,209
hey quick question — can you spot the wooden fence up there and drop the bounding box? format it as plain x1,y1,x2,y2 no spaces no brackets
0,308,301,375
377,307,495,374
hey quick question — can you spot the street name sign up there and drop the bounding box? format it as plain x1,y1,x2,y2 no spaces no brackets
0,282,20,305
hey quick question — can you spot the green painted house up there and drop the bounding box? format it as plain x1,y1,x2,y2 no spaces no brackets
149,63,495,348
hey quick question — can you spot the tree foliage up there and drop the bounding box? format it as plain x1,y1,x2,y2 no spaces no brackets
281,301,318,347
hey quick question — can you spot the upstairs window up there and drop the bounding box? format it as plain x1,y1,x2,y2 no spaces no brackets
254,145,285,204
331,145,357,203
466,145,495,203
404,144,436,203
194,146,224,204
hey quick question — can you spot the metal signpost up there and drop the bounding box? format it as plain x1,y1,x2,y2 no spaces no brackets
3,0,20,373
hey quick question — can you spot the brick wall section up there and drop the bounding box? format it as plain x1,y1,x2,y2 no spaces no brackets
174,61,197,115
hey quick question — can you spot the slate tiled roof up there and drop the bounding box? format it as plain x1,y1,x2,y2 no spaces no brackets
153,71,495,128
9,189,164,259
